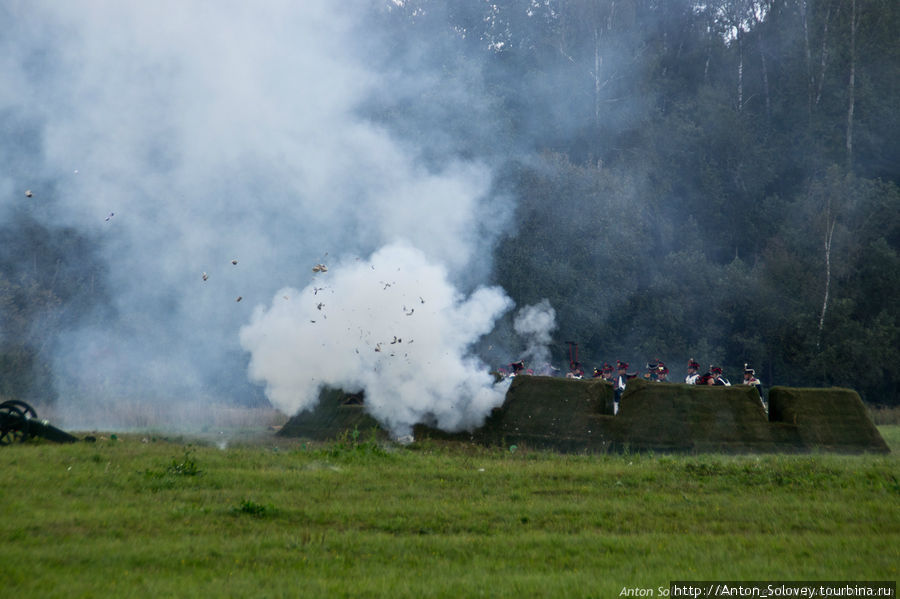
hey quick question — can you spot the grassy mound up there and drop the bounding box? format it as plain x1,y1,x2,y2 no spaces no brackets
768,386,890,453
278,378,890,454
459,375,615,451
276,387,386,441
614,378,783,453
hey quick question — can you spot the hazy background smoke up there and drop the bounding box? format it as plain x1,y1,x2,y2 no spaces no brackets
512,300,557,372
7,2,893,424
1,1,520,430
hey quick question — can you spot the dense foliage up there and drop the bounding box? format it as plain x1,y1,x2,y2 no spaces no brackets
375,0,899,404
1,0,897,405
0,209,108,401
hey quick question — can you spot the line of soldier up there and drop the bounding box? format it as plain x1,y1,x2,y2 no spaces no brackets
504,358,760,387
501,358,763,412
600,359,761,394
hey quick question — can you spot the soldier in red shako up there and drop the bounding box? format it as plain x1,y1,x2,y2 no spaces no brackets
566,362,585,379
644,359,660,381
600,362,615,383
685,359,701,384
710,365,730,386
655,364,669,382
696,371,716,385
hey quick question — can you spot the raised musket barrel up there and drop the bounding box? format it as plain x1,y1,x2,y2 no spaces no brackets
0,400,78,445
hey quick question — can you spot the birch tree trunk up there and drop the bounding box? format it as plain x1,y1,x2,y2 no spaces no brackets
814,5,834,107
802,0,835,116
756,8,771,118
594,25,602,124
802,0,813,118
817,216,837,350
704,12,713,83
591,2,615,126
845,0,858,170
737,27,744,111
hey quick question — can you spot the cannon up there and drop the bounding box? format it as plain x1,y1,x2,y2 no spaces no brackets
0,400,79,445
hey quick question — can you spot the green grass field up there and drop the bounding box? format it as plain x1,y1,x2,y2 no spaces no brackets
1,427,897,598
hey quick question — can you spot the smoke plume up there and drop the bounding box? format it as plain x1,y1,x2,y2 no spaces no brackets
240,242,513,436
1,1,517,431
512,300,558,371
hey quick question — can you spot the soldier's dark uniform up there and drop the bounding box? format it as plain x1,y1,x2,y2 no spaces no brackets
743,364,764,406
685,359,701,385
710,366,730,386
614,360,629,411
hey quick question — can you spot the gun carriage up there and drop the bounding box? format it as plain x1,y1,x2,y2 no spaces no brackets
0,400,78,445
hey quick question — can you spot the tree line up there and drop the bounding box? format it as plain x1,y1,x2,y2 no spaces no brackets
376,0,899,404
2,0,897,405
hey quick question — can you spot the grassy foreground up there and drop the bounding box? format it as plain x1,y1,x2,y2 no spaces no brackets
1,428,898,599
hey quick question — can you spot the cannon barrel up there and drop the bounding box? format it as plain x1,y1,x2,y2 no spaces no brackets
20,417,79,443
0,400,79,445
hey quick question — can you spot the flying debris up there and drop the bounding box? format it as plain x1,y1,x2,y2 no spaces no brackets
202,272,209,281
25,190,32,198
236,296,242,302
312,264,328,273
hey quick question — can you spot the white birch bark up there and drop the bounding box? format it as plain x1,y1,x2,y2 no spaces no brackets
845,0,858,170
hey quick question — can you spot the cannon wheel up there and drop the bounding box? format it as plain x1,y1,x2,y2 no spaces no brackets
0,402,31,445
0,400,38,420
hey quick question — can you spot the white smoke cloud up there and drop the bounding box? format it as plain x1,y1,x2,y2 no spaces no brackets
512,299,557,371
1,2,516,430
240,242,513,436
